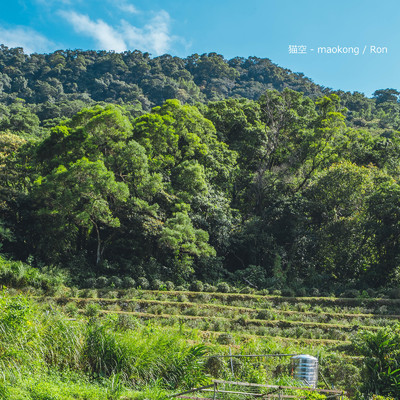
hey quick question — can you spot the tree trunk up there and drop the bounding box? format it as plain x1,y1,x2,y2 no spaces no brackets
93,222,102,267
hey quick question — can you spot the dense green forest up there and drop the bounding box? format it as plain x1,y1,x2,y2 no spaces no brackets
1,45,400,295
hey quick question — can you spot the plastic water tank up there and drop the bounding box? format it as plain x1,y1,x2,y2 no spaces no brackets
291,354,318,388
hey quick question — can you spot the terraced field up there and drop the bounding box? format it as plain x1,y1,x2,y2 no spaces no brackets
35,289,400,395
46,290,400,340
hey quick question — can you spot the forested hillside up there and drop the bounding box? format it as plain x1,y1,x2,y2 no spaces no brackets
1,46,400,295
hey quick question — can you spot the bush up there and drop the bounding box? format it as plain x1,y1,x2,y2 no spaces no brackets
231,358,244,375
340,289,360,298
272,290,282,296
85,303,101,318
137,277,149,290
205,356,225,377
64,302,78,317
281,288,295,297
121,276,135,289
80,289,98,298
177,294,188,303
217,282,230,293
240,286,254,294
296,287,307,297
109,276,122,288
84,277,96,288
189,280,204,292
115,314,140,331
204,283,217,292
103,290,118,299
310,287,320,297
217,333,235,345
96,276,108,289
151,279,164,290
388,287,400,299
256,310,275,320
165,281,175,291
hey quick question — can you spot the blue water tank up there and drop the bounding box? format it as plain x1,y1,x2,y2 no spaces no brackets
291,354,318,388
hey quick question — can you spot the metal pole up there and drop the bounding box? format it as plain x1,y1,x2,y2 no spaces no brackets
213,382,217,400
229,346,234,377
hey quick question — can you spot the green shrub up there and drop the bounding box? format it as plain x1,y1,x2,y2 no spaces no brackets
137,277,149,290
281,288,295,297
256,310,275,320
217,333,235,345
217,282,230,293
96,276,108,289
204,283,217,292
310,287,320,297
294,302,309,312
296,287,307,297
177,294,188,303
84,303,101,318
189,280,204,292
106,290,119,299
231,357,244,375
109,276,122,289
64,302,78,317
205,356,225,377
115,315,140,331
151,279,164,290
165,281,175,291
121,276,135,289
84,277,96,288
341,289,360,298
240,286,254,294
80,289,98,299
388,287,400,299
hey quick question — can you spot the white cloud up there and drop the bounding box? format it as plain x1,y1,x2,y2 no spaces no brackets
59,9,174,55
0,26,55,54
115,0,139,14
59,11,127,52
35,0,79,5
121,11,171,55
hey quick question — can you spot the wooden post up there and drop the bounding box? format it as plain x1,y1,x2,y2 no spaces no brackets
213,381,217,400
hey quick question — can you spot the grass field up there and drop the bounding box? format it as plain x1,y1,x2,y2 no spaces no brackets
2,287,399,398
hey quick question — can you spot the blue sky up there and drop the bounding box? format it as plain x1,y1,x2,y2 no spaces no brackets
1,0,399,96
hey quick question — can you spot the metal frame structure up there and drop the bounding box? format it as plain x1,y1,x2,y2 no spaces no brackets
171,380,346,399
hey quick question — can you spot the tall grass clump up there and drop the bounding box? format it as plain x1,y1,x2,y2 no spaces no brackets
83,321,208,389
0,290,209,398
0,255,67,294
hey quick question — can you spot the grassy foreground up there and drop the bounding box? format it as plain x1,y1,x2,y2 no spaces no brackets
0,289,211,399
3,284,400,399
0,288,359,400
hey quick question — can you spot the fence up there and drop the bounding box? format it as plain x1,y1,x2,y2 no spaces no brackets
171,380,346,399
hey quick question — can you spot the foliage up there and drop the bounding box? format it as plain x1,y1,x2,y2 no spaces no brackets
353,325,400,398
1,47,400,296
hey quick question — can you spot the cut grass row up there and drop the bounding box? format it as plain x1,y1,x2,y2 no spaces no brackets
139,290,400,308
85,308,353,346
46,296,400,326
75,289,400,315
36,292,397,344
85,308,378,333
71,304,363,342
